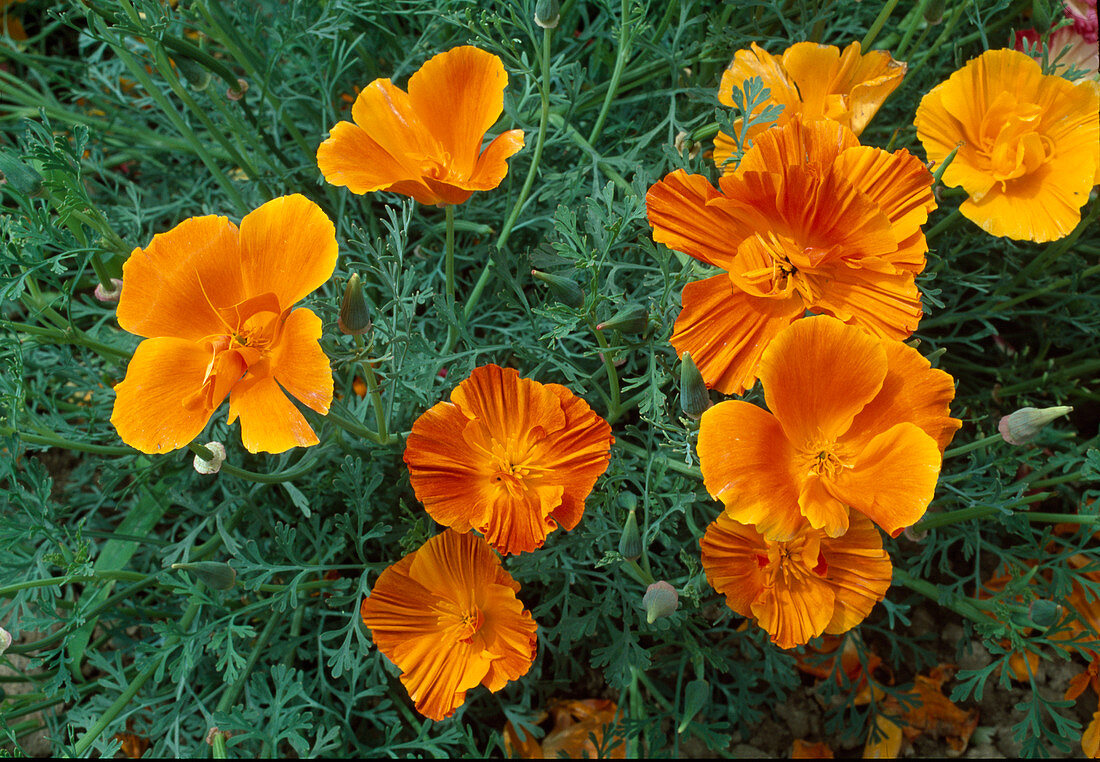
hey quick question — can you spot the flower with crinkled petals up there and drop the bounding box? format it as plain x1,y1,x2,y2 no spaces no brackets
915,48,1100,243
111,195,336,454
700,511,892,649
697,316,960,542
317,46,525,206
713,41,906,173
648,117,936,395
404,364,613,556
360,530,537,721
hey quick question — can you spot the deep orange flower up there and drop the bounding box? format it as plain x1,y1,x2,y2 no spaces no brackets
111,195,336,454
700,510,892,649
404,364,613,555
697,316,960,541
915,48,1100,243
317,46,525,206
359,530,537,722
648,117,936,395
713,41,905,173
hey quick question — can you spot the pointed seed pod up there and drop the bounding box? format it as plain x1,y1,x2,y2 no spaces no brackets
171,561,237,590
643,581,679,624
619,508,642,561
531,269,583,307
597,304,648,334
677,679,710,733
338,273,371,335
998,406,1073,445
680,352,711,419
534,0,560,28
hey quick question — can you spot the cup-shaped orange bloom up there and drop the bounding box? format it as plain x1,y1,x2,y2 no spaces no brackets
700,510,892,649
111,194,337,454
697,316,961,542
360,529,537,721
404,364,614,555
648,117,935,395
915,48,1100,243
713,41,906,173
316,46,525,206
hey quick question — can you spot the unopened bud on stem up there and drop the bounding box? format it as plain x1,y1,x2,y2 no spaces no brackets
534,0,560,28
680,352,711,419
998,406,1073,445
597,304,648,334
643,581,679,623
531,269,583,308
338,273,371,335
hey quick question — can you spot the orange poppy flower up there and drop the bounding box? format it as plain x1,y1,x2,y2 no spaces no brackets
404,364,613,555
697,316,960,541
111,194,337,454
316,46,525,206
359,529,537,722
648,117,936,395
915,48,1100,243
713,41,905,173
700,510,892,650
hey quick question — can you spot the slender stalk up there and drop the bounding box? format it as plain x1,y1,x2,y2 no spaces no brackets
587,0,632,146
617,441,702,478
1,320,131,359
944,433,1003,459
463,261,496,321
894,0,933,59
325,405,390,446
860,0,901,50
893,568,992,625
589,321,623,423
353,334,390,445
914,492,1053,531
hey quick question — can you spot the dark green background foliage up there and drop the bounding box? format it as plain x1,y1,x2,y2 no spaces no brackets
1,0,1099,757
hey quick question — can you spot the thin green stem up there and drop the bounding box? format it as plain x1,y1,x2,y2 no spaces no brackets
861,0,901,50
353,334,390,445
184,442,329,483
325,404,390,446
1,320,131,359
914,493,1054,531
444,204,458,350
894,0,932,59
944,433,1003,459
588,0,631,146
617,441,702,478
893,568,995,626
589,321,623,423
548,117,634,196
462,261,495,321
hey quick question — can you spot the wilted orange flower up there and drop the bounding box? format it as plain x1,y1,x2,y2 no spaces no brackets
915,48,1100,243
405,364,613,555
697,316,960,540
317,46,525,206
713,41,905,172
359,530,537,721
700,510,892,649
1,0,26,40
503,699,626,759
648,117,936,395
111,195,336,454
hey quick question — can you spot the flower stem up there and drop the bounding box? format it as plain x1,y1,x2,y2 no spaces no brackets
617,441,702,479
463,261,495,321
913,492,1053,531
892,567,995,626
589,320,623,423
894,0,933,59
588,0,632,146
353,334,390,445
860,0,901,50
944,433,1003,459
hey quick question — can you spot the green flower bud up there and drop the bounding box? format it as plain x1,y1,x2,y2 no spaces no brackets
1029,599,1061,629
597,304,648,334
643,581,678,624
998,405,1073,445
618,508,642,561
677,679,709,734
531,269,583,308
680,352,711,419
175,56,212,91
534,0,560,28
338,273,371,335
923,0,945,24
172,561,237,590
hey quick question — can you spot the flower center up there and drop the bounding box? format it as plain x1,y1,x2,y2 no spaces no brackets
729,231,825,303
981,94,1054,184
437,600,485,645
489,440,534,496
758,532,828,589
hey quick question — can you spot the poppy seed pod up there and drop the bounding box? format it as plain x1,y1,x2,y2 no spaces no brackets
531,270,584,308
619,508,642,561
643,581,679,623
679,352,710,419
998,405,1073,445
171,561,237,590
597,304,648,334
338,273,371,335
534,0,560,28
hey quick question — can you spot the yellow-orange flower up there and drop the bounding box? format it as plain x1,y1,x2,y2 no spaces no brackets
317,46,525,206
713,41,905,173
648,117,936,395
111,195,336,454
404,364,613,555
915,48,1100,243
700,510,892,650
697,316,960,541
359,530,537,721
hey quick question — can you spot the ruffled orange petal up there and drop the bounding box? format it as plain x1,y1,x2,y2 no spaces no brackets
698,400,804,542
736,117,859,177
226,375,319,454
820,514,893,634
834,146,936,251
752,577,836,650
646,169,755,269
811,261,923,340
408,46,510,182
467,129,526,190
316,120,438,202
670,275,803,395
798,473,851,538
848,339,961,454
699,511,770,618
237,195,338,309
270,307,333,415
351,77,440,172
450,365,567,452
474,474,564,557
758,316,887,447
117,215,244,341
111,338,221,454
827,422,942,537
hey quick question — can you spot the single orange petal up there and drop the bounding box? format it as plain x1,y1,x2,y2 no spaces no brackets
449,365,567,454
271,307,333,415
404,400,486,535
351,77,440,174
316,120,438,202
810,262,923,340
834,145,936,249
821,514,893,634
828,422,942,537
408,46,511,182
848,339,961,454
699,511,770,617
116,215,244,341
757,315,888,447
698,401,804,541
226,375,319,454
111,338,222,454
237,194,338,309
735,116,859,177
798,473,851,538
670,275,803,395
646,169,755,269
1084,708,1100,758
467,128,526,191
751,568,836,650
